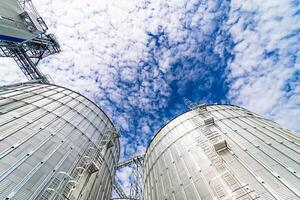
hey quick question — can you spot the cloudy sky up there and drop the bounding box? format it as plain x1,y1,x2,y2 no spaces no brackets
0,0,299,194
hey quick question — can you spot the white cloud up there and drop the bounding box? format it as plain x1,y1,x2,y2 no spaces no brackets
0,0,299,194
227,0,300,132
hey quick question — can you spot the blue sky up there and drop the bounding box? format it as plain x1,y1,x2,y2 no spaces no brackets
0,0,299,192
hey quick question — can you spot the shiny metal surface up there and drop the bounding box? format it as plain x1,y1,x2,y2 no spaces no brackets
0,83,120,200
144,104,300,200
0,0,36,42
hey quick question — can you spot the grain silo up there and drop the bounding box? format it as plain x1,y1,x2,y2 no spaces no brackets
144,104,300,200
0,82,120,200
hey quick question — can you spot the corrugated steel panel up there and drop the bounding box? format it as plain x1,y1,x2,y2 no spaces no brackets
144,104,300,200
0,83,120,200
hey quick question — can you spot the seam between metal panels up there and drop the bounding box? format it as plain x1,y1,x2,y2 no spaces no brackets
226,146,281,200
44,140,92,200
146,114,269,164
188,113,255,200
219,110,300,163
85,171,100,199
146,105,285,155
228,109,300,150
28,146,78,200
147,112,253,156
0,88,69,115
250,118,300,147
39,139,89,200
219,119,300,179
0,84,49,96
144,126,201,183
238,116,300,155
96,166,110,200
216,120,300,198
0,103,91,182
0,90,77,142
0,99,84,159
0,83,119,199
6,146,73,199
0,81,42,90
1,93,107,152
249,116,300,143
0,86,62,114
218,112,300,166
225,119,300,178
1,82,115,134
2,82,121,161
219,130,291,200
224,109,300,147
222,108,300,141
0,133,58,182
0,89,69,127
0,86,59,105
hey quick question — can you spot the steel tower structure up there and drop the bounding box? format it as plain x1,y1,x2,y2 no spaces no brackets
112,154,145,200
0,0,61,84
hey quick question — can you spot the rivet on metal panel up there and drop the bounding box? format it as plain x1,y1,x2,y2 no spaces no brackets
257,177,264,184
272,172,280,178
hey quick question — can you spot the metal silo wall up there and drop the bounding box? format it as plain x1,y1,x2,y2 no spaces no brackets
0,83,120,200
144,104,300,200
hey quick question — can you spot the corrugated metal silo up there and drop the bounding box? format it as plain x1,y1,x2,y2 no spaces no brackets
144,104,300,200
0,82,120,200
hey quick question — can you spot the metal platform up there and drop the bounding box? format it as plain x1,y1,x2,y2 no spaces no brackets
0,0,61,84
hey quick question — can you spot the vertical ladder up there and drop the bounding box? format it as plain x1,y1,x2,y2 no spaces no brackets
187,102,258,200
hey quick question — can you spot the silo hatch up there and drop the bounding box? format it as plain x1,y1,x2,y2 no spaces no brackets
87,162,99,174
204,117,214,125
214,140,227,152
